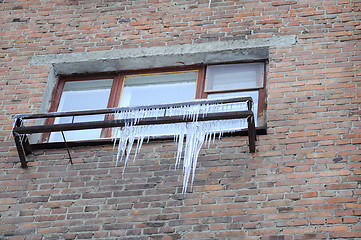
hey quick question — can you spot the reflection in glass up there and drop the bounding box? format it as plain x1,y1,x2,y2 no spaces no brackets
116,71,198,137
206,62,264,91
49,79,113,142
120,71,198,107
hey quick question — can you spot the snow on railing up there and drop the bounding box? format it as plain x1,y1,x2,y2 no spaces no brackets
12,97,256,193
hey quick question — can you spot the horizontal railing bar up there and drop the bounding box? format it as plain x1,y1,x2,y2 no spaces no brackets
14,97,252,120
31,127,266,150
13,110,253,134
204,86,263,94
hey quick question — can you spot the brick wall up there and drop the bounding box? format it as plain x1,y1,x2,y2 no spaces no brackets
1,0,361,239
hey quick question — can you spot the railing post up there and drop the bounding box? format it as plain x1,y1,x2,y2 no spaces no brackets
13,118,28,168
247,114,256,153
246,99,256,153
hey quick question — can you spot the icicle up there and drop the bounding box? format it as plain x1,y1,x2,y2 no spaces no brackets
122,134,135,174
175,129,185,169
133,135,145,162
205,131,210,148
112,127,119,150
180,121,210,194
115,132,127,167
189,127,204,191
111,99,252,193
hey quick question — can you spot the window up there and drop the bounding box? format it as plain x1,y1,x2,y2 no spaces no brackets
205,62,265,126
49,79,114,142
119,71,198,107
48,62,266,142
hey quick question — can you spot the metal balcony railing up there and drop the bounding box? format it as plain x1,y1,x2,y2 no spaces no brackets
12,97,257,168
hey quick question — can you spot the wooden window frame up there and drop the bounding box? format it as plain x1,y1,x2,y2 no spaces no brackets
43,73,122,141
46,62,266,142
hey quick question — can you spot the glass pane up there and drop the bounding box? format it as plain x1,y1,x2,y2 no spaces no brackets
115,71,198,137
207,90,259,127
206,62,264,91
119,71,198,107
49,79,113,142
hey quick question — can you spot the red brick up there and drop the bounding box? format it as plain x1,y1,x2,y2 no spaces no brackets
1,1,360,239
283,227,315,234
327,197,357,203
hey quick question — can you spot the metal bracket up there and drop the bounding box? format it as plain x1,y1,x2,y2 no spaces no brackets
61,131,73,164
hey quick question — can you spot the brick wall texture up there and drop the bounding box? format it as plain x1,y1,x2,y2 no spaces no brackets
1,0,361,239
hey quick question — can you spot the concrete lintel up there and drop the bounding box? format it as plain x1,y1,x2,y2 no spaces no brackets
53,47,268,75
30,36,296,75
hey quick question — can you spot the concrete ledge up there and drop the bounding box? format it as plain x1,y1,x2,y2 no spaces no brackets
30,36,297,75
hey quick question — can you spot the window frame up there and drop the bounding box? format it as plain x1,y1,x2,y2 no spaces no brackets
44,73,122,141
201,61,267,128
46,61,266,142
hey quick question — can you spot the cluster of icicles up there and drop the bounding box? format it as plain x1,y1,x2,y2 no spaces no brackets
112,101,249,194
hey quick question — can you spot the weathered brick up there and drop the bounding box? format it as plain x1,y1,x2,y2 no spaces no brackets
1,0,360,239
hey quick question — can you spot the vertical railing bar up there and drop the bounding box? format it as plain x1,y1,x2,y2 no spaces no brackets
13,118,28,168
14,132,28,168
247,114,256,153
